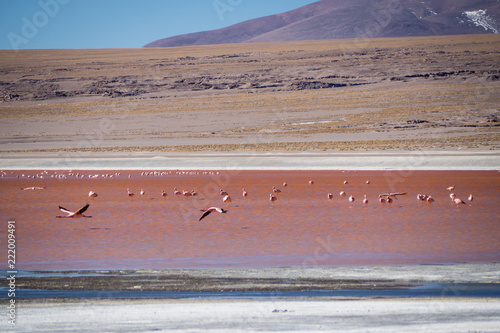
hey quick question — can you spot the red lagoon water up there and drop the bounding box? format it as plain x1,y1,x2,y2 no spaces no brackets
1,170,499,271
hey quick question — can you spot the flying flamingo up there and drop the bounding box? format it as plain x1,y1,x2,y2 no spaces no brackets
379,192,407,200
21,186,45,190
88,191,98,198
56,204,92,218
199,207,227,221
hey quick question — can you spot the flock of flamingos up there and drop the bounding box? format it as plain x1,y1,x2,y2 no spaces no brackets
9,169,475,221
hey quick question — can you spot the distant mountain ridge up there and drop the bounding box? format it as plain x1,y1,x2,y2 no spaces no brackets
144,0,500,47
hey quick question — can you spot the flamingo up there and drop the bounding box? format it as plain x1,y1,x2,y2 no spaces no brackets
269,193,278,203
363,195,368,205
191,190,198,197
56,204,92,218
366,180,370,184
223,195,232,203
242,188,248,198
173,188,181,196
309,180,314,185
219,189,229,196
127,189,134,197
339,191,346,197
453,197,466,206
272,186,281,194
450,193,456,201
199,207,227,221
327,193,333,201
349,195,355,203
468,194,473,202
379,197,386,204
140,189,145,196
417,194,427,203
88,191,98,198
446,186,455,192
161,191,168,197
427,196,435,204
379,192,407,200
387,196,393,204
283,182,288,187
344,181,349,185
21,186,45,190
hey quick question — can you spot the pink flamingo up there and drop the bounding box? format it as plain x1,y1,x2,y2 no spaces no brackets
379,197,386,204
453,197,466,206
309,180,314,185
344,181,349,185
363,195,368,205
427,196,435,204
446,186,455,192
219,189,228,196
339,191,346,197
88,191,98,198
242,188,248,198
127,189,134,197
283,182,288,187
468,194,473,202
161,191,168,197
349,195,355,203
173,188,181,196
223,195,232,203
269,193,278,203
140,189,145,196
272,186,281,194
327,193,333,201
56,204,92,218
199,207,227,221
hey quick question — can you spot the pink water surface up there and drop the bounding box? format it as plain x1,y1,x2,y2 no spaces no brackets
1,170,499,270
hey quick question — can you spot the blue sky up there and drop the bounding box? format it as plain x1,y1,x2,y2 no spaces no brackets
1,0,319,50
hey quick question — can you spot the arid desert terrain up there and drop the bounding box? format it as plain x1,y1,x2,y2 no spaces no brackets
0,34,499,156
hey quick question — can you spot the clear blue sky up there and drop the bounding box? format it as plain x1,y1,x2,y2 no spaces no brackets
1,0,319,50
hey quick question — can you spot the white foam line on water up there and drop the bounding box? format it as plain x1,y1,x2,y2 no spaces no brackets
1,151,499,170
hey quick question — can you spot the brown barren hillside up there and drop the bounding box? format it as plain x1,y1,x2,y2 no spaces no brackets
145,0,500,47
0,35,499,154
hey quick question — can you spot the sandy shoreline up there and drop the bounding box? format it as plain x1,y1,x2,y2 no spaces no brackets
4,263,500,332
1,150,499,170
